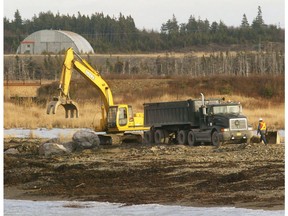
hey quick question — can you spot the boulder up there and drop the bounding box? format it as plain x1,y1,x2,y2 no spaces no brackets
5,148,19,154
62,141,77,153
39,142,68,157
72,130,100,149
44,138,61,143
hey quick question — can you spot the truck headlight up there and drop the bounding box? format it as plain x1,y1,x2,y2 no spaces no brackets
221,128,229,132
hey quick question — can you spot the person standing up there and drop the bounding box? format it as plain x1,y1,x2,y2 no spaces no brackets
257,118,267,145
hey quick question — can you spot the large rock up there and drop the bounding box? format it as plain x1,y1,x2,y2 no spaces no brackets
62,141,77,153
39,142,68,157
4,148,19,154
72,130,100,149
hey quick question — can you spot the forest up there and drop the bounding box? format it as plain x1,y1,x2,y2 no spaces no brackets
4,6,284,53
3,6,285,80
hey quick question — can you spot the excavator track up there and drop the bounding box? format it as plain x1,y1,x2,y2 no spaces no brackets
98,133,143,145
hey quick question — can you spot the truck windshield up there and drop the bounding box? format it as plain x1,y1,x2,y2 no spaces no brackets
213,105,240,114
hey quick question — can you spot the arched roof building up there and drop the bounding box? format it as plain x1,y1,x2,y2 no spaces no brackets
17,30,94,54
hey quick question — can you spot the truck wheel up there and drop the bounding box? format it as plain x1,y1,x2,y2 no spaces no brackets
144,131,154,144
154,129,167,144
211,131,221,147
188,131,196,146
177,130,188,145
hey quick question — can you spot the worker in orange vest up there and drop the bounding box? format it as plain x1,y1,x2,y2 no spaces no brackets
257,118,267,145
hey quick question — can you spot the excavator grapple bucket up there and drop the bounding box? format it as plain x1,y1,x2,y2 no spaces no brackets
47,97,79,118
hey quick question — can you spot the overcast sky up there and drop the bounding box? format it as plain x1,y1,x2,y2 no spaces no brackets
3,0,285,30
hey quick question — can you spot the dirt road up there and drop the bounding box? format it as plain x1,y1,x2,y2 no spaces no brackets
4,139,284,210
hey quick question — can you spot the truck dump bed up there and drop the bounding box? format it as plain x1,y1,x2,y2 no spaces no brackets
144,99,219,127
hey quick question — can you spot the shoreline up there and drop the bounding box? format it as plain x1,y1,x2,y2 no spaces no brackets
4,139,284,212
4,186,284,211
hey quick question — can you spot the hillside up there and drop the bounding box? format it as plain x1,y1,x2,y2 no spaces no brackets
38,75,284,104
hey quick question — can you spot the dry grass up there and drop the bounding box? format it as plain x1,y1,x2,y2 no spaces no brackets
4,94,284,130
4,101,102,129
4,75,285,130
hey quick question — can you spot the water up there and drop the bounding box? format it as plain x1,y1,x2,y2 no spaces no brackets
3,128,103,139
4,200,285,216
4,128,285,140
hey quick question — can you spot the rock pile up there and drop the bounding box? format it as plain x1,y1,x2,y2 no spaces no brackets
4,130,101,157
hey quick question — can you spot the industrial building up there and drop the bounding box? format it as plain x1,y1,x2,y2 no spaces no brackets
16,29,94,54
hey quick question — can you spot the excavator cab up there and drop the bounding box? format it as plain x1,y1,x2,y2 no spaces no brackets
107,105,134,132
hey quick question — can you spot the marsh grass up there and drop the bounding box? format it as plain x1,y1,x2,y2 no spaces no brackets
4,95,284,130
4,75,284,130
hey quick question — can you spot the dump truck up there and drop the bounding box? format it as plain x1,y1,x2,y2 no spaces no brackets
143,93,253,146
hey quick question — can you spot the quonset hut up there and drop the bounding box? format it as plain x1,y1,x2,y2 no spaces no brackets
16,29,94,54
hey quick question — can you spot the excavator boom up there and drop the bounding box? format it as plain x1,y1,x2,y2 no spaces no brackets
47,47,148,140
47,48,114,127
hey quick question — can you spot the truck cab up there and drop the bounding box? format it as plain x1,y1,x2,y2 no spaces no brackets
200,102,253,146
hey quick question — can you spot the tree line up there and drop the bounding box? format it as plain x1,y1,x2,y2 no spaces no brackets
4,6,284,53
4,42,284,82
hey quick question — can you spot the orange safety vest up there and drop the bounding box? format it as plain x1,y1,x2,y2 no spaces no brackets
259,121,267,131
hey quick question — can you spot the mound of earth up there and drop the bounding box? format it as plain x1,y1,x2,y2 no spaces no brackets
4,138,284,210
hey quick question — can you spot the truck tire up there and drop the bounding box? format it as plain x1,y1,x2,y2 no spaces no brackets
154,129,167,144
211,131,221,147
177,130,188,145
144,131,154,144
188,130,196,146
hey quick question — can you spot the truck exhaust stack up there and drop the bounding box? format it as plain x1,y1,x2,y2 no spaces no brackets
200,93,205,106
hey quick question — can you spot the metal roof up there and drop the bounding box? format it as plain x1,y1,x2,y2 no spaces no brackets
17,29,94,54
59,30,94,53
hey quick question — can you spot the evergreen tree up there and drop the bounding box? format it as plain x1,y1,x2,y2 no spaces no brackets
210,21,218,33
241,14,249,28
13,9,23,31
186,16,198,33
161,14,179,35
3,8,284,54
252,6,265,30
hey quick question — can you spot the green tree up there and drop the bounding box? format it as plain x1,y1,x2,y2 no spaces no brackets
161,14,179,35
186,16,198,33
241,14,249,28
252,6,265,30
13,9,23,31
210,21,218,33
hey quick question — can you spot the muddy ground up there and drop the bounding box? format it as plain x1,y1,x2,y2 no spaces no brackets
4,138,284,210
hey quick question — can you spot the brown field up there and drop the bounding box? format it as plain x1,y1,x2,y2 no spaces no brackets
3,75,285,130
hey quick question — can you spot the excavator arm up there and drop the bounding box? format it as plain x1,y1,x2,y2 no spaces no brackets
47,47,114,129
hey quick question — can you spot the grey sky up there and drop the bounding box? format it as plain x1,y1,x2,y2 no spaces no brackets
3,0,285,30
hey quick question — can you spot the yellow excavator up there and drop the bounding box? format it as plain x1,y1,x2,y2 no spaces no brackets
46,47,148,144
